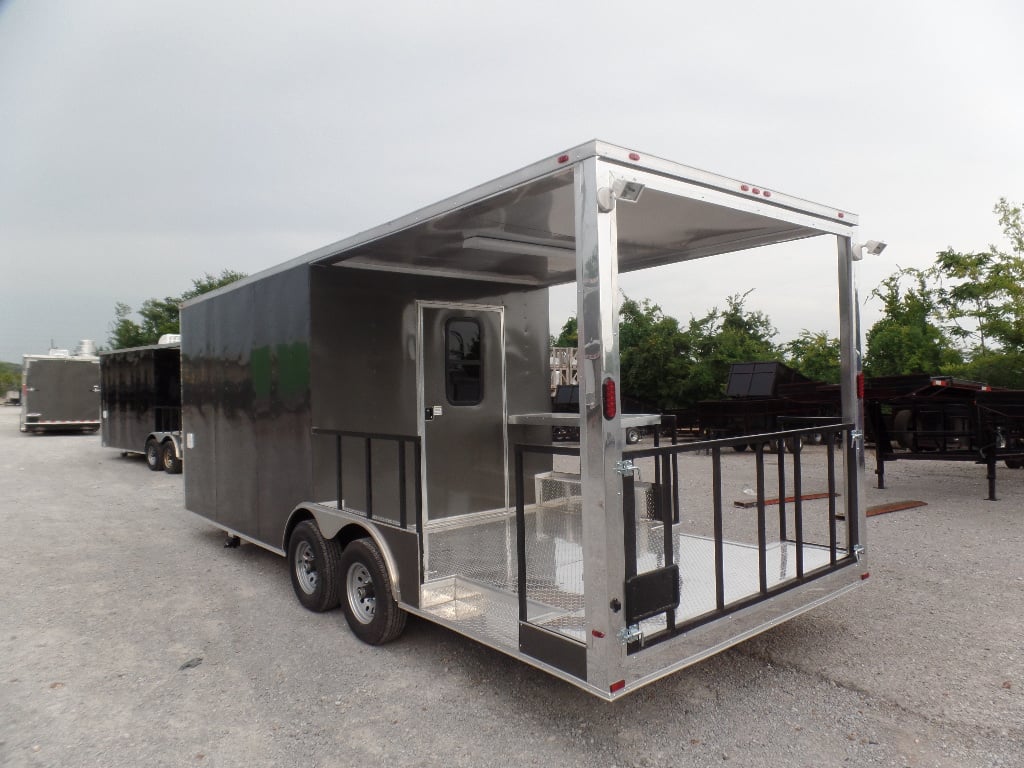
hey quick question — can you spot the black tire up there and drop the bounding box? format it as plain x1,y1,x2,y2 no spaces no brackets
145,439,162,471
288,520,342,613
625,427,640,444
1005,458,1024,469
161,441,182,474
339,538,407,645
892,409,915,450
732,444,748,452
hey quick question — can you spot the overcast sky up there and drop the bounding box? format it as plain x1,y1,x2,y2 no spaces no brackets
1,0,1022,364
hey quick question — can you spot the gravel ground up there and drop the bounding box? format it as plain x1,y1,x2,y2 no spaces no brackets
1,405,1021,768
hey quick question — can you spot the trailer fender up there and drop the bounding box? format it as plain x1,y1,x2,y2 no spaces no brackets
284,504,404,604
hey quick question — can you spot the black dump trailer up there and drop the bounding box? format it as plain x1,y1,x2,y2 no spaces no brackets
864,375,1024,498
20,351,101,433
100,340,183,473
697,362,840,449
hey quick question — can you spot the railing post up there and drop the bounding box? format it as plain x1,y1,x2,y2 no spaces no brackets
755,442,767,594
515,445,527,622
827,439,837,564
793,438,804,578
712,447,724,610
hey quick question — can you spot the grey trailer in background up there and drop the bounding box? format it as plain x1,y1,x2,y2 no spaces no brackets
100,337,183,473
20,343,101,433
180,140,868,700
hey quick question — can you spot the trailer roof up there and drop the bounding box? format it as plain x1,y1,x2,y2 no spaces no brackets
99,342,181,357
185,140,858,302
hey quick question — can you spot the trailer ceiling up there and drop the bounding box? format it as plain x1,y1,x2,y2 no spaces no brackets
312,148,852,288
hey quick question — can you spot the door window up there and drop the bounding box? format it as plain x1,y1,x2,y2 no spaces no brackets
445,318,482,405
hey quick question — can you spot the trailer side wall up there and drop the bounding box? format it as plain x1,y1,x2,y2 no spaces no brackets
182,264,313,544
309,266,552,517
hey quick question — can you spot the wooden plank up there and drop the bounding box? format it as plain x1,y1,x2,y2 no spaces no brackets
733,491,836,509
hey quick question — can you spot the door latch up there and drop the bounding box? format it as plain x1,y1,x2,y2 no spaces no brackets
619,624,643,646
614,459,637,477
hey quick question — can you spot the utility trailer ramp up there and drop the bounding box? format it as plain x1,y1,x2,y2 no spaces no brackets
181,141,866,700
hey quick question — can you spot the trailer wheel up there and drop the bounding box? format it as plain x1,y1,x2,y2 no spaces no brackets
626,427,640,444
288,520,341,613
892,409,916,450
145,439,162,471
1005,458,1023,469
161,441,182,474
339,538,407,645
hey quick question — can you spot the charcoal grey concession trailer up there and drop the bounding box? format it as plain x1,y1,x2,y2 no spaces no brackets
20,349,100,433
100,339,183,473
181,141,868,699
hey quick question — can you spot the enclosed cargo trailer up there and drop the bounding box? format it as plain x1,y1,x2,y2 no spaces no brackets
100,339,183,473
20,345,101,433
181,141,868,699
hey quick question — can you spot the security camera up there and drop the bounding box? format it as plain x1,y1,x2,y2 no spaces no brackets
863,240,887,256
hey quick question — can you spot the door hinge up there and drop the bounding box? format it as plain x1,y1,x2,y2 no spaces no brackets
853,544,865,562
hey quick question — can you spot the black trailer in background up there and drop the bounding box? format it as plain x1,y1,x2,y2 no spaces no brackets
20,355,100,433
864,376,1024,499
100,342,183,473
696,363,1024,498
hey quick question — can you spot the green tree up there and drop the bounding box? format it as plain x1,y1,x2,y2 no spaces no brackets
928,198,1024,355
108,270,246,349
618,297,690,409
552,316,578,347
785,330,840,384
863,270,960,376
615,291,779,410
864,198,1024,385
677,292,780,405
0,361,20,394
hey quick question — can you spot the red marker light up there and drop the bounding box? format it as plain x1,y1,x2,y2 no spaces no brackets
752,187,761,195
557,154,569,164
628,152,640,161
591,629,606,638
610,680,626,693
861,572,871,580
763,190,772,198
740,184,750,192
602,377,617,419
857,372,865,399
838,212,845,218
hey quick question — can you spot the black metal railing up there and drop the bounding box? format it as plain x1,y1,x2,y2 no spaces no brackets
513,443,582,626
621,422,859,651
312,428,422,531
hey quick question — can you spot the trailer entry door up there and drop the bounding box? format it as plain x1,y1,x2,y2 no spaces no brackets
419,304,507,521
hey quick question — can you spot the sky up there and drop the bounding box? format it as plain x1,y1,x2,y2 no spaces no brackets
1,0,1022,364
